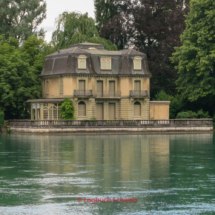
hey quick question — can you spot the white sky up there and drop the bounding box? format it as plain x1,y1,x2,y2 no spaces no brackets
40,0,95,42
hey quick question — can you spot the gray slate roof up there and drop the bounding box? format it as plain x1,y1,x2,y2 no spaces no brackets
41,42,151,77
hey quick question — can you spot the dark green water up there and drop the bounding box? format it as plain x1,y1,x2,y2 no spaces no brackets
0,133,215,214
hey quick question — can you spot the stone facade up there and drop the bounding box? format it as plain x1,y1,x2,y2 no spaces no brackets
27,42,170,120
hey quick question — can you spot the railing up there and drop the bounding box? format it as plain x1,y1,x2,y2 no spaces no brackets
96,91,121,97
9,119,213,128
130,90,148,97
74,90,93,97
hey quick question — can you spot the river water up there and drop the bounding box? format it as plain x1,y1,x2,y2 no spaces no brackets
0,133,215,214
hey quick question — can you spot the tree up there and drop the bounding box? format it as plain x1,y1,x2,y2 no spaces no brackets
94,0,120,31
100,15,129,50
0,35,52,119
0,0,46,42
97,0,190,96
172,0,215,108
0,112,4,129
94,0,128,49
51,11,117,50
60,98,75,120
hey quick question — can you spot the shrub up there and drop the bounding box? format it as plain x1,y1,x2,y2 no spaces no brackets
176,110,210,119
90,117,97,120
60,98,75,120
0,112,4,128
196,109,210,118
176,111,197,119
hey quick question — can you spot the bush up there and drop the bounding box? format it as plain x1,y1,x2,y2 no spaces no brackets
0,112,4,128
90,117,97,120
176,111,197,119
60,98,75,120
176,110,210,119
196,109,210,118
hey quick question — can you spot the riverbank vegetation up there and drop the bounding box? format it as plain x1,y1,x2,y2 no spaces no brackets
0,0,214,120
0,112,4,130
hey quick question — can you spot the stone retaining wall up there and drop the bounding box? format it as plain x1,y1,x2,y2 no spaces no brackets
10,126,213,133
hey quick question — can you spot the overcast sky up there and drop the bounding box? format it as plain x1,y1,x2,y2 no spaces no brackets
40,0,95,42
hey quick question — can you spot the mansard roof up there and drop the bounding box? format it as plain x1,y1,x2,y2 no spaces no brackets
41,42,151,77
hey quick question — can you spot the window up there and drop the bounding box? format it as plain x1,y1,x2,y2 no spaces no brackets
97,81,103,96
134,102,141,116
46,79,49,95
133,57,142,70
43,103,61,120
109,81,115,96
78,55,87,69
59,78,63,95
79,80,85,90
134,80,141,91
78,101,86,116
100,57,112,70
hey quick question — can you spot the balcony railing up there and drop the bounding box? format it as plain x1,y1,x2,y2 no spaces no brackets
96,91,121,97
130,90,148,97
74,90,93,97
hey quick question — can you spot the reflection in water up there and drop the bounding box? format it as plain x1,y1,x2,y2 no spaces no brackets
0,133,214,214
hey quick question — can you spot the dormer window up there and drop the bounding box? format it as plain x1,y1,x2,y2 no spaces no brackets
133,56,142,70
100,57,112,70
78,55,87,69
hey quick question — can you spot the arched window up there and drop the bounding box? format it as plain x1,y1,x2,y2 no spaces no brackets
133,56,142,70
134,102,141,116
78,101,86,116
78,55,87,69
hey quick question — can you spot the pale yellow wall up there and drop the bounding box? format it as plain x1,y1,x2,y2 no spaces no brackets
64,76,74,96
150,103,170,120
42,76,150,98
120,98,150,120
40,75,151,120
120,77,130,96
49,78,59,97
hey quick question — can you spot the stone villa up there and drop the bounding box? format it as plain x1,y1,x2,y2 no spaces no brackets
27,42,170,120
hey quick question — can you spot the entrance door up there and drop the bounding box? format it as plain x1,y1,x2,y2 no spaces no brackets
109,103,115,120
96,103,103,120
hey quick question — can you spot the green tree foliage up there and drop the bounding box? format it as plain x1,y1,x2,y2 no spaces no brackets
0,35,54,119
176,110,210,118
94,0,128,50
60,98,75,120
154,90,184,119
97,0,190,96
51,11,117,50
172,0,215,103
0,112,4,128
0,0,46,42
94,0,120,31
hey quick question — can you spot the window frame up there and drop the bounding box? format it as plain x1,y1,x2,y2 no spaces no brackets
133,56,142,71
100,56,112,70
78,55,87,70
134,101,141,117
78,101,86,117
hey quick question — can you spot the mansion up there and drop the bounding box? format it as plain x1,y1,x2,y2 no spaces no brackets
28,42,170,120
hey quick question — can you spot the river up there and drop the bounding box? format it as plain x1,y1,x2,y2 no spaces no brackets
0,133,214,214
